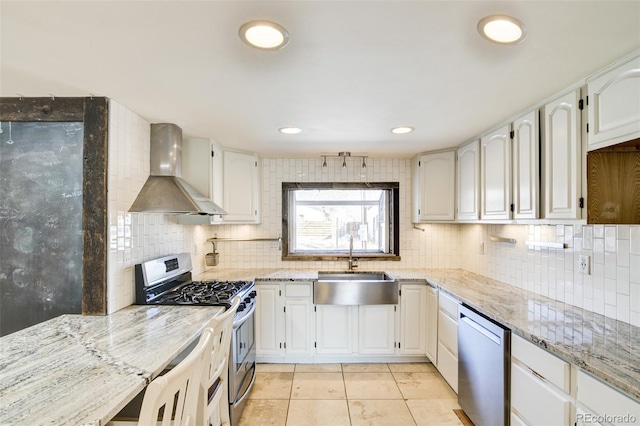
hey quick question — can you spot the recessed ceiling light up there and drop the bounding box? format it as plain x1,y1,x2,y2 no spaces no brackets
278,127,302,135
239,20,289,50
477,15,527,44
391,126,414,134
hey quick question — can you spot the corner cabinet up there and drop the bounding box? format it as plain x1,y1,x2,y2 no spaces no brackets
425,284,438,363
412,151,456,222
398,283,427,355
457,140,481,221
436,291,459,393
541,88,585,220
222,150,261,223
587,50,640,150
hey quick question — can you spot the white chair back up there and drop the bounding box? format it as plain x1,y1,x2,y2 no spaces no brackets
198,298,240,426
138,328,214,426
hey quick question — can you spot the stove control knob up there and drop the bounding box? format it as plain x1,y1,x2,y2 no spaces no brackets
238,302,246,312
250,290,257,298
244,297,252,304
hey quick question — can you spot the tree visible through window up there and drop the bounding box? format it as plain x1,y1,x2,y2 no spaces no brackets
282,182,400,260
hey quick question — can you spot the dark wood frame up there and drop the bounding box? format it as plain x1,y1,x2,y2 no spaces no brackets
281,182,401,261
0,97,109,315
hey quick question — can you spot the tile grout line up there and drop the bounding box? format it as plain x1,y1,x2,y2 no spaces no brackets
340,363,353,426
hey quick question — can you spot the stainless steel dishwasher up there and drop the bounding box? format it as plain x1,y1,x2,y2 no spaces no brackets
458,304,510,426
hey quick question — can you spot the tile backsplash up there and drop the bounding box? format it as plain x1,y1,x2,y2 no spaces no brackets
459,223,640,327
200,158,459,272
107,103,638,326
106,100,208,313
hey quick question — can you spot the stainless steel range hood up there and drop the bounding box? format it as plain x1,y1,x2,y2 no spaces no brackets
129,123,227,215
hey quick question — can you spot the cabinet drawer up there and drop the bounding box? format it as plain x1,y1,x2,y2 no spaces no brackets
285,284,311,297
438,292,459,318
577,370,640,426
512,334,570,392
437,342,458,394
437,310,458,356
511,362,571,426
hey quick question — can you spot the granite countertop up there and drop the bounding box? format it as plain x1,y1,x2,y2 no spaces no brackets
195,267,640,400
0,305,224,426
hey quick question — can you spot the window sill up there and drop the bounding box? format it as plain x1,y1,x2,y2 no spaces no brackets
282,253,401,262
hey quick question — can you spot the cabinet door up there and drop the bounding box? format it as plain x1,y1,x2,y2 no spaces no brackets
255,284,282,356
457,140,480,220
481,125,512,220
511,362,572,426
542,89,583,219
576,370,640,426
513,111,540,219
425,285,438,363
358,305,396,355
587,52,640,150
315,305,354,355
284,298,313,356
223,150,260,223
415,151,456,221
399,284,427,355
398,284,427,355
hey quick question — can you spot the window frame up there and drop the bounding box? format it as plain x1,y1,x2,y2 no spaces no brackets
281,182,401,261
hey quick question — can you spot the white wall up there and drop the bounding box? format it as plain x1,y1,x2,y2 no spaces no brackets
200,157,460,272
106,100,208,313
460,223,640,327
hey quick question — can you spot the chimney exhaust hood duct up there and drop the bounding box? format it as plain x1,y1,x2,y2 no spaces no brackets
129,123,227,215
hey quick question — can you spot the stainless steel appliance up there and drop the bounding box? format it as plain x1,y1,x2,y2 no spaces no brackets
129,123,227,215
135,253,256,426
458,304,510,426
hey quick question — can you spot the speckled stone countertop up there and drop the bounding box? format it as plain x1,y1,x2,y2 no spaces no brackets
0,305,223,426
195,267,640,400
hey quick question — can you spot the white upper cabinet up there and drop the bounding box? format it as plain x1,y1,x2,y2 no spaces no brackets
587,51,640,150
512,110,540,219
541,89,584,220
457,140,481,221
223,150,261,223
412,151,456,222
481,125,512,220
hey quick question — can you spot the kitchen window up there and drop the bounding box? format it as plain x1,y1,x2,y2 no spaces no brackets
281,182,400,261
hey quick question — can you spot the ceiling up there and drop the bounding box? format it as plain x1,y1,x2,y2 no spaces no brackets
1,1,639,158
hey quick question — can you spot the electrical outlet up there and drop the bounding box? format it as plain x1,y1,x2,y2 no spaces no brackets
579,255,591,275
479,242,485,254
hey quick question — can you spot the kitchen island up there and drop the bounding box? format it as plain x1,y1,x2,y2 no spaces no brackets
195,267,640,401
0,304,223,426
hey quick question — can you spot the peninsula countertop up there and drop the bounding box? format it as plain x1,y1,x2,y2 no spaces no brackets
0,304,223,426
195,267,640,401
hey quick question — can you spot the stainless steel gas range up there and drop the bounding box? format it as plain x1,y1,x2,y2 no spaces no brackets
135,253,256,426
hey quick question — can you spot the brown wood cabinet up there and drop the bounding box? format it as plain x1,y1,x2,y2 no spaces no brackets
587,140,640,224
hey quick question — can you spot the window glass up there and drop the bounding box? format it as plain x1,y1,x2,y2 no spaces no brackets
282,182,399,260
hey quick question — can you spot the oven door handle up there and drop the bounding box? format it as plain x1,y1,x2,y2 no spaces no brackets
233,366,256,407
233,303,256,329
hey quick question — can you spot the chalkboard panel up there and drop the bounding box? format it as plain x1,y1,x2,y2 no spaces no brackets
0,121,84,336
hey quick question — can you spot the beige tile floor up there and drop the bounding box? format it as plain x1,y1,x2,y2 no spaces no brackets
238,363,465,426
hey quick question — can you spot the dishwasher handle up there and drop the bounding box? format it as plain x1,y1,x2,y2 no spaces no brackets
460,311,501,345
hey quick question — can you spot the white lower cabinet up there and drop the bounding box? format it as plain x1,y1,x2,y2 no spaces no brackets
576,370,640,426
398,284,427,355
511,334,572,426
255,281,313,360
425,285,438,363
436,292,459,393
359,305,396,355
315,305,355,355
255,283,283,356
